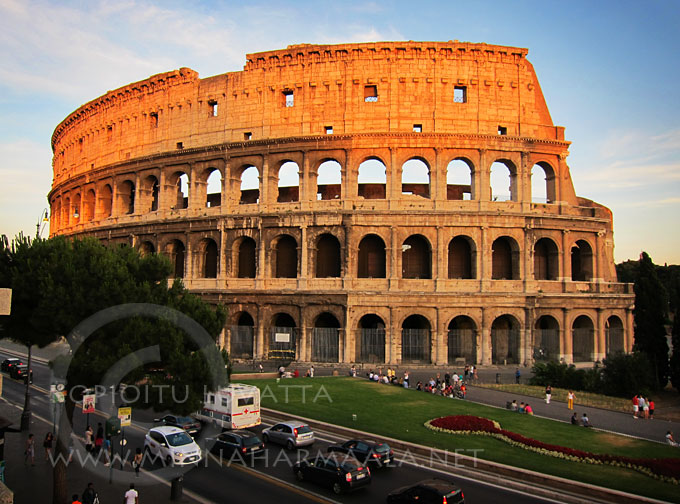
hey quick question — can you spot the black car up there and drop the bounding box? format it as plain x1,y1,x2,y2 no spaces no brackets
206,430,265,459
294,452,371,495
10,364,33,383
154,415,201,436
1,358,22,372
327,439,394,467
386,479,465,503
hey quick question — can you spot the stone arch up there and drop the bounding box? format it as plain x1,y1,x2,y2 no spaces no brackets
402,234,431,279
492,236,520,280
358,157,387,199
138,241,155,257
605,315,625,355
490,159,517,201
401,157,430,198
62,196,70,227
97,184,112,218
234,236,257,278
140,175,160,213
277,161,300,203
116,179,135,215
531,162,556,204
446,158,473,200
572,315,594,362
356,314,385,363
447,316,477,364
401,314,431,364
533,315,560,361
206,168,222,207
448,235,476,279
312,312,341,362
167,171,189,209
358,234,386,278
534,237,559,280
82,189,96,222
231,311,255,359
273,234,298,278
239,165,260,204
316,159,342,200
315,233,341,278
491,315,521,364
198,238,219,278
164,239,185,278
571,239,593,281
52,199,61,230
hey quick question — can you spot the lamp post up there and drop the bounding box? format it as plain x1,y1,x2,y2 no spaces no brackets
36,208,49,239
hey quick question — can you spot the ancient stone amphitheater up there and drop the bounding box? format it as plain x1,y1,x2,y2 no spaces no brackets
49,41,634,367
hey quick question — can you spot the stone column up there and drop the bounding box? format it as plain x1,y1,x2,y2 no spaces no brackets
436,226,444,290
298,225,308,289
480,307,492,365
478,149,489,202
184,232,193,283
389,226,398,290
219,226,227,282
625,308,634,353
596,308,605,361
133,172,141,214
595,231,604,284
255,306,265,360
562,230,571,283
480,225,488,291
524,225,532,292
562,308,572,364
257,224,266,289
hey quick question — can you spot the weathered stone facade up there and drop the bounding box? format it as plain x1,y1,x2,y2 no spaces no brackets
48,41,634,366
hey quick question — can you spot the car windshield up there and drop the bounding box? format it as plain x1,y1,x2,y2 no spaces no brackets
166,432,193,447
243,436,262,446
340,459,362,471
374,443,390,453
295,425,312,434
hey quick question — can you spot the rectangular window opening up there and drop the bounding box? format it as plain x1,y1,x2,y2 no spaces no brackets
150,112,158,128
176,142,183,149
413,124,422,133
498,125,507,135
244,132,252,141
208,100,218,117
325,126,333,135
107,126,113,141
283,90,294,107
454,86,467,103
364,85,378,102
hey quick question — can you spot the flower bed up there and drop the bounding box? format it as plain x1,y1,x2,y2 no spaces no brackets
425,415,680,484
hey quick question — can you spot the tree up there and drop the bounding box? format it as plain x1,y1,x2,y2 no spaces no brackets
670,310,680,392
633,252,669,389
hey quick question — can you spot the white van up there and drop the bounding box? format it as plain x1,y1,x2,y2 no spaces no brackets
195,383,261,430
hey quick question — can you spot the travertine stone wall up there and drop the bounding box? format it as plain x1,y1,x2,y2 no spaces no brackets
49,41,634,367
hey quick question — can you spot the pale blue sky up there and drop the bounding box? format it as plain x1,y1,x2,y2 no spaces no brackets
1,0,678,264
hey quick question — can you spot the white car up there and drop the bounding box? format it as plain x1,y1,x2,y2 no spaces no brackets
144,426,202,466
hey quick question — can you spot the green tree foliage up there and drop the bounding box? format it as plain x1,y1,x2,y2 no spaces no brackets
670,310,680,392
600,352,655,397
529,361,602,392
633,252,669,389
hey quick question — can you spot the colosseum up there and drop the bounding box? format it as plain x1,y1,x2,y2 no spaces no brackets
48,41,634,367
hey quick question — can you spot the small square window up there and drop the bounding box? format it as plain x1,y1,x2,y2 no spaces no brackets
364,85,378,102
413,124,422,133
208,100,218,117
283,90,294,107
244,132,252,141
325,126,333,135
498,126,507,135
454,86,467,103
176,142,183,149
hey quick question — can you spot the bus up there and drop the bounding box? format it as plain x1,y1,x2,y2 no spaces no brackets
195,383,261,430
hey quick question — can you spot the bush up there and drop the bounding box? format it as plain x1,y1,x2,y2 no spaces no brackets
529,361,602,393
601,352,655,397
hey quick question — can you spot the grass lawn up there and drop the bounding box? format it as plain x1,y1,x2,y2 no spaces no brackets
242,377,680,503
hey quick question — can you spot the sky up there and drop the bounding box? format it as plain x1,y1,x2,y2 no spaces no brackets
0,0,678,265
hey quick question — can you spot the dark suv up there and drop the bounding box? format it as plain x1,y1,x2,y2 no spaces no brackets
387,479,465,503
10,364,33,384
206,430,265,459
154,414,201,436
327,439,394,467
1,358,22,372
294,452,371,495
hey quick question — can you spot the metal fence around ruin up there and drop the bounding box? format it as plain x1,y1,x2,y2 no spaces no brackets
401,329,431,363
447,329,476,364
357,328,386,363
606,327,624,356
311,327,340,362
572,328,594,362
533,328,560,362
230,325,254,360
491,328,520,364
268,326,298,362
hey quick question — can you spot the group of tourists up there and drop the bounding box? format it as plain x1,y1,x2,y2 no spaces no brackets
571,412,592,427
508,400,534,414
632,394,654,419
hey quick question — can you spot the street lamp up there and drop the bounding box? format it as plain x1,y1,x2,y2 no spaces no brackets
35,209,49,239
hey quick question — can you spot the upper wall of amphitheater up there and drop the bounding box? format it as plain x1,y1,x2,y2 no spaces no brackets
51,41,565,186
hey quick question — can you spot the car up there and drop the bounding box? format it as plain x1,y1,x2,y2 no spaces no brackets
10,364,33,383
262,420,314,450
327,439,394,467
293,452,371,495
143,426,202,466
1,358,23,372
206,430,265,459
154,414,202,436
386,479,465,503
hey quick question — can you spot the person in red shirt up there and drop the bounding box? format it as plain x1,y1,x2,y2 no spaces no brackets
649,399,655,419
632,395,639,419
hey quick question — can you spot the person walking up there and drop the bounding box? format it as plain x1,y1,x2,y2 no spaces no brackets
545,385,552,404
81,482,98,504
515,368,521,384
24,433,35,465
43,432,54,461
643,397,650,419
649,398,655,419
85,425,93,452
132,447,143,477
124,483,139,504
632,394,639,419
567,390,575,410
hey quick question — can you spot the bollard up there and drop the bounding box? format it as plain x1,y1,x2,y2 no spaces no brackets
171,475,183,501
495,373,501,384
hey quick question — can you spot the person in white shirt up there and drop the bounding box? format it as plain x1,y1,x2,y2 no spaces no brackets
124,483,138,504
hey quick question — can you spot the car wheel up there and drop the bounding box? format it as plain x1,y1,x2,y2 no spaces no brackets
295,469,304,482
332,482,343,495
262,433,269,443
286,440,294,451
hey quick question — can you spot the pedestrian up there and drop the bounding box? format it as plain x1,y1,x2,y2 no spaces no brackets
44,432,54,461
124,483,139,504
515,368,521,384
350,364,356,377
643,397,650,419
85,425,94,452
444,372,450,386
666,431,678,447
278,365,285,378
545,385,552,404
309,365,315,378
473,366,478,381
403,370,409,388
525,403,533,415
464,364,470,380
82,482,98,504
570,413,578,425
258,363,263,373
132,447,143,477
567,390,575,410
24,433,35,465
71,494,82,504
649,398,655,419
632,394,639,419
103,437,111,466
582,413,591,427
460,383,467,399
637,396,646,420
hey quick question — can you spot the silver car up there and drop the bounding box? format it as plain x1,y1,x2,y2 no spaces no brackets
262,420,315,450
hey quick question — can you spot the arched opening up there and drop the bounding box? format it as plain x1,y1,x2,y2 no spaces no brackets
446,158,473,200
236,237,256,278
402,235,431,279
206,169,222,207
492,236,519,280
605,316,624,355
231,312,254,360
534,238,559,280
401,158,430,198
141,175,159,213
531,162,556,204
117,180,135,215
571,240,593,281
572,315,594,362
274,235,297,278
166,240,185,278
490,160,516,201
447,316,477,364
316,160,342,200
358,234,386,278
491,315,520,364
533,316,560,362
448,236,475,279
170,172,189,209
401,315,431,363
315,234,341,278
240,165,259,204
358,158,386,199
312,313,341,362
72,194,81,223
139,241,155,257
62,197,70,227
97,184,112,218
269,313,297,361
83,189,96,222
357,314,385,363
202,239,218,278
277,161,300,202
